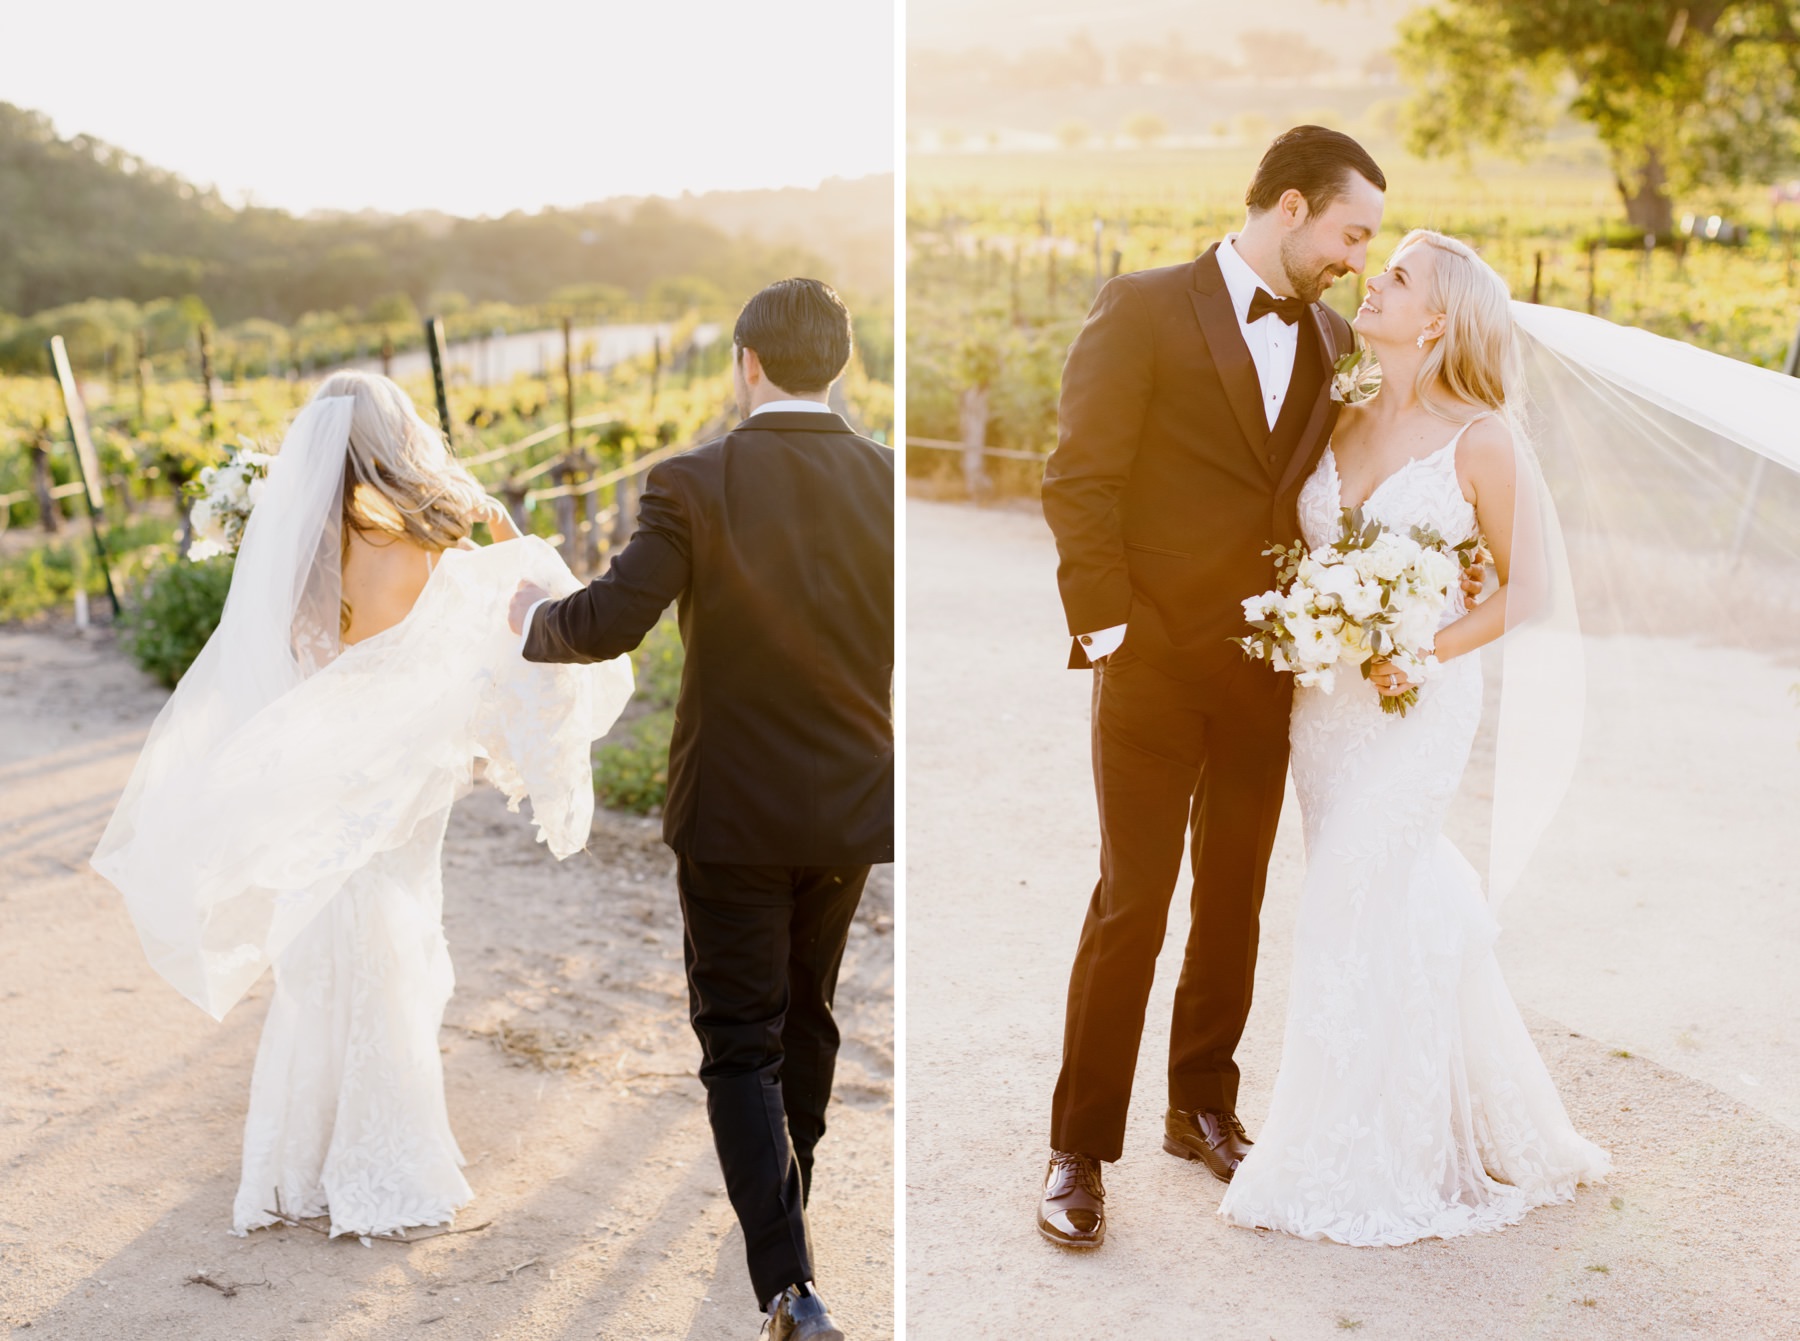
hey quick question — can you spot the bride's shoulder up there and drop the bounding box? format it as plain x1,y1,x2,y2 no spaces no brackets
1457,411,1515,462
1454,412,1517,498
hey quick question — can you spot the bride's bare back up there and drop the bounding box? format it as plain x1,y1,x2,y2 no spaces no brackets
340,530,446,646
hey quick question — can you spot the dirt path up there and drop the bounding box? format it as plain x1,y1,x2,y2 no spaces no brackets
0,626,892,1340
904,499,1800,1340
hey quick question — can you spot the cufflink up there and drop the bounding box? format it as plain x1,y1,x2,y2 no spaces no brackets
1079,635,1093,645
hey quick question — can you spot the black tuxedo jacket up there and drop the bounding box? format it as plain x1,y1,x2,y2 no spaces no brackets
523,410,895,866
1042,246,1352,680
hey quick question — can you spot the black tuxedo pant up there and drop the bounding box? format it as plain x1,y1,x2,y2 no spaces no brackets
1050,645,1292,1163
676,856,868,1307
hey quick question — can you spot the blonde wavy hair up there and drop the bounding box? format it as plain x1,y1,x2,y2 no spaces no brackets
1391,229,1521,422
309,370,487,633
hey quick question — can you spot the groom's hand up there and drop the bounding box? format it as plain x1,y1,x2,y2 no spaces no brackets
509,581,550,635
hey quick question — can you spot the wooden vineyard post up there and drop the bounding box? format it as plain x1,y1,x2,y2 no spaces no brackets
613,434,638,551
1047,247,1057,309
567,449,591,580
1010,243,1021,326
650,333,662,417
197,325,217,443
1531,252,1543,304
424,316,453,448
1586,241,1599,314
32,426,60,535
133,330,149,428
47,336,120,617
381,335,393,378
553,461,577,571
562,317,577,456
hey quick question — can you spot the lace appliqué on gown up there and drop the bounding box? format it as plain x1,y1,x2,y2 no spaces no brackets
1217,425,1610,1246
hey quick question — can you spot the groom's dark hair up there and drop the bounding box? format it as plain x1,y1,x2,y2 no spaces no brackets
1247,125,1386,216
733,278,853,394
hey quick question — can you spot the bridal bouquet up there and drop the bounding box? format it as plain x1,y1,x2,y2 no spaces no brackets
1235,507,1479,715
186,438,274,561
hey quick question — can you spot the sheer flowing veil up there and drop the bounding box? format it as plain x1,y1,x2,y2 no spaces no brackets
93,396,634,1020
1480,300,1800,1124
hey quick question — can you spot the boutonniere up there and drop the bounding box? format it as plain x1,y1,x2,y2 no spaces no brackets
1330,340,1382,406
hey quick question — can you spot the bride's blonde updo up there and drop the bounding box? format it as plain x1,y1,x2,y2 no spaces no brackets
311,370,487,551
1393,228,1520,421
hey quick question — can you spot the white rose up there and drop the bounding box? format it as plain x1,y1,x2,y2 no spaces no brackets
1310,562,1360,605
1393,600,1440,653
1363,543,1405,582
1410,549,1456,595
247,477,267,508
1379,533,1425,581
1339,574,1385,622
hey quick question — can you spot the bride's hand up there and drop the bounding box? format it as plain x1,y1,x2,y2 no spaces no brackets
479,495,523,542
1369,657,1414,696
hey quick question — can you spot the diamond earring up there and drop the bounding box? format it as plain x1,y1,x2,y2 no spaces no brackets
1416,333,1426,349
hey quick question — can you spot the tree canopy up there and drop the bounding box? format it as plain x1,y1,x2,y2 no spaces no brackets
1396,1,1800,234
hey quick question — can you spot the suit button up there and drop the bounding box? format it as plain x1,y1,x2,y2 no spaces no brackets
1079,635,1093,645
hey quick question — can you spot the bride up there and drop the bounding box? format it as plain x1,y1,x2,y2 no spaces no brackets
92,371,633,1238
1217,230,1610,1245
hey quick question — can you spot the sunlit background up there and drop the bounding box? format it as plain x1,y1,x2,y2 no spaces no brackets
3,0,894,215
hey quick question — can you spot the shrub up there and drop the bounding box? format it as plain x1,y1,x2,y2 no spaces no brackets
593,708,674,815
633,612,684,708
122,556,233,686
591,612,684,814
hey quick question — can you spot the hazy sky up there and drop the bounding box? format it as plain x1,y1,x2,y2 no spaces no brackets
1,0,895,217
906,0,1415,60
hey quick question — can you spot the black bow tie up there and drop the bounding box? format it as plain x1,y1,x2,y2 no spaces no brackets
1248,289,1306,326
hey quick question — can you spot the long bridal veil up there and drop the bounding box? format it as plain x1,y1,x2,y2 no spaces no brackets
92,394,634,1021
1475,300,1800,1129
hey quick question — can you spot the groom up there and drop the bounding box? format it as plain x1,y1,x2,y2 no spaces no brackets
1035,127,1386,1249
509,278,894,1339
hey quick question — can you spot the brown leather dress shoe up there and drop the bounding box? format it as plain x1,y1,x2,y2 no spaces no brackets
1164,1106,1253,1183
1036,1150,1105,1249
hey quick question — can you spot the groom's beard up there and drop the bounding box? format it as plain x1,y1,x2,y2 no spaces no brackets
1280,234,1345,305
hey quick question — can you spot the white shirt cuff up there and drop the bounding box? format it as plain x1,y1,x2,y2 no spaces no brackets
1076,624,1126,662
518,598,552,655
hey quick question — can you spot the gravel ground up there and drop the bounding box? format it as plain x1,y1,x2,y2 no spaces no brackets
0,626,893,1341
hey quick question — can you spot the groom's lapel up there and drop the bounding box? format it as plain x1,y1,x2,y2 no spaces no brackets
1188,247,1271,456
1274,305,1344,499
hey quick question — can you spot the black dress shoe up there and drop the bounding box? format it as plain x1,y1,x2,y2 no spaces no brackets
1164,1106,1253,1183
762,1283,844,1341
1036,1149,1105,1249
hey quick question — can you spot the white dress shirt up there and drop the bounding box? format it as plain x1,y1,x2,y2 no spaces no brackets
1074,235,1301,664
517,396,837,651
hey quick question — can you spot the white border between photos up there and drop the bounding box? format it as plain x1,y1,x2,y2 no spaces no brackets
891,0,909,1327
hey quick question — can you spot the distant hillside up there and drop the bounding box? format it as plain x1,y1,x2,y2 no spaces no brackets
0,103,893,324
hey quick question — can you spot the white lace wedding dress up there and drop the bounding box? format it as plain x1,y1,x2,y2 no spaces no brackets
95,533,633,1240
1217,420,1610,1246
